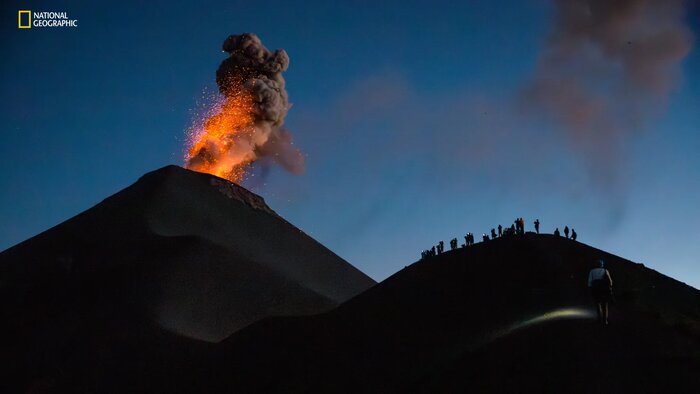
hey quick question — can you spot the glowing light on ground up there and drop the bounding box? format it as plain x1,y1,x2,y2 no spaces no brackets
478,307,597,347
508,307,596,332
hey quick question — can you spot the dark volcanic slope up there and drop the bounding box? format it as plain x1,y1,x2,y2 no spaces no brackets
0,165,375,346
2,224,698,393
198,234,700,393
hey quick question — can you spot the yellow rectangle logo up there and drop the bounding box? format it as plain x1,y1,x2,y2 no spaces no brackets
18,10,31,28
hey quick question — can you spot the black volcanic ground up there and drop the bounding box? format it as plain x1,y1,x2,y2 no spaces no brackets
1,167,699,393
0,166,374,341
0,166,374,393
198,233,700,393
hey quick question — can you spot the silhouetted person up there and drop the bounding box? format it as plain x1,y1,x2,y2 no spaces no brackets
554,228,560,236
513,217,524,234
437,241,444,254
431,246,436,256
534,219,540,234
564,226,570,238
588,260,613,326
450,238,458,250
491,228,497,239
571,228,577,241
498,224,502,237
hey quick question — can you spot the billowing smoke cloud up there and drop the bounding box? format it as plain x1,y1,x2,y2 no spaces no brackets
216,33,290,126
523,0,693,188
187,33,304,183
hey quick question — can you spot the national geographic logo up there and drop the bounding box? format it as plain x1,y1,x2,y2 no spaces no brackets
18,10,78,29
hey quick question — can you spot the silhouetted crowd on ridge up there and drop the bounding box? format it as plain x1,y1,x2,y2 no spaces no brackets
420,218,580,260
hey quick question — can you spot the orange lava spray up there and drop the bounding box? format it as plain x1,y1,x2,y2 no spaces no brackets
185,33,304,184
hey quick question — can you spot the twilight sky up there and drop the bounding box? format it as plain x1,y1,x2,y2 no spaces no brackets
1,1,699,289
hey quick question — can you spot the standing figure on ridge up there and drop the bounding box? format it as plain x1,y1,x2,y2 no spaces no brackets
515,217,525,234
450,238,458,250
498,224,502,237
564,226,570,238
554,228,560,236
534,219,540,234
437,241,444,254
571,228,577,241
588,260,613,326
491,228,497,239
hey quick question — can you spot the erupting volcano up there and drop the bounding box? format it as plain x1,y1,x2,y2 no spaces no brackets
186,33,305,183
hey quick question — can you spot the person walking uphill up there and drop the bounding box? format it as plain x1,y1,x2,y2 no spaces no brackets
588,260,613,326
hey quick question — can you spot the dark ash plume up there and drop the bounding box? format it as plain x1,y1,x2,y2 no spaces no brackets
217,33,291,126
523,0,693,188
187,33,304,180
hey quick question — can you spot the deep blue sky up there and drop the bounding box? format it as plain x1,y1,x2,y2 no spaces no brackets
2,1,699,288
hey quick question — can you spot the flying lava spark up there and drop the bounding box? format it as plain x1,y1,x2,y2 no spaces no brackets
186,33,305,183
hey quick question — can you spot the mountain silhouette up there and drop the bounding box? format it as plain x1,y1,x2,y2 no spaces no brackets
0,165,375,392
197,233,700,393
2,170,699,392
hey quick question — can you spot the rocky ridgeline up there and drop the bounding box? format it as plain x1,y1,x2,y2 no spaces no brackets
209,177,279,217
